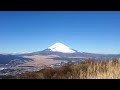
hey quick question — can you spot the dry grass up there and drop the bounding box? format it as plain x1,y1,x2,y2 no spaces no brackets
16,58,120,79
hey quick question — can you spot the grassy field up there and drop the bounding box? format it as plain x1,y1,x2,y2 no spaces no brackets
16,58,120,79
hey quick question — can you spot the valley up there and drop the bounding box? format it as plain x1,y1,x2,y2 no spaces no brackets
18,55,61,67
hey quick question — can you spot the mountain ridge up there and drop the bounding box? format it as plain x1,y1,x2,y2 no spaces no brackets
17,42,120,59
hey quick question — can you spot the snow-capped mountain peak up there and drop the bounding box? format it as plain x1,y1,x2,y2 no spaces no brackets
48,42,76,53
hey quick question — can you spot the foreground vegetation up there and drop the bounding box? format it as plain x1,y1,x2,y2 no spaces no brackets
16,58,120,79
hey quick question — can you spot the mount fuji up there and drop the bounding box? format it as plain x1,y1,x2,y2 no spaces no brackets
18,42,120,59
48,42,77,53
19,42,79,56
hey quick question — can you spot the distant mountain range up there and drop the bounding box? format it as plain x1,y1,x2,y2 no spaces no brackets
19,42,120,58
0,42,120,64
0,54,32,65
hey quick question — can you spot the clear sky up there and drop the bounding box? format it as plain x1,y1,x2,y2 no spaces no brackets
0,11,120,54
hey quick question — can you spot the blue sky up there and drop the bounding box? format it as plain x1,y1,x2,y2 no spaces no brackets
0,11,120,54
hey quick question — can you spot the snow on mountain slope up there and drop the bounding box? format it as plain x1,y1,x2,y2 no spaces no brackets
48,42,76,53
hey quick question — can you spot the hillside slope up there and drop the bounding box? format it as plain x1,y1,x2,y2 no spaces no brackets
16,58,120,79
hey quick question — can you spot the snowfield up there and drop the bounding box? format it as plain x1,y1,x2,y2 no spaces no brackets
48,42,76,53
